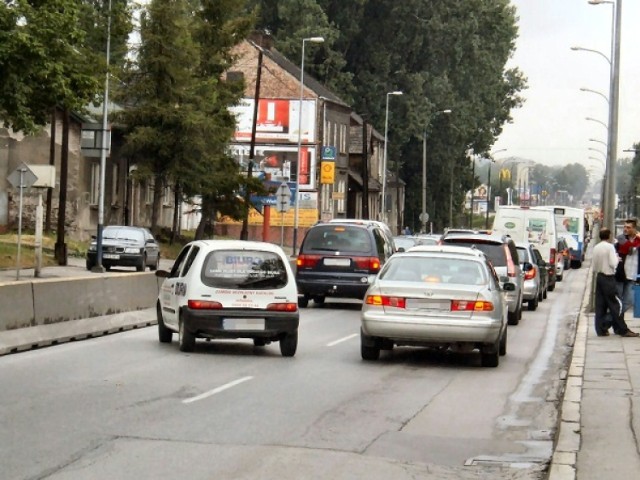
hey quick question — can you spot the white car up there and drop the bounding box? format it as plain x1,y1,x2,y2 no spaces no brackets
361,245,513,368
156,240,299,356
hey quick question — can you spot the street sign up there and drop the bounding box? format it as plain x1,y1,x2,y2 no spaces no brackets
321,145,337,160
275,182,292,213
419,212,429,222
7,163,38,189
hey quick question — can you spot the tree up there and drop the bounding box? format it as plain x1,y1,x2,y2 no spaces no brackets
0,0,102,133
115,0,255,237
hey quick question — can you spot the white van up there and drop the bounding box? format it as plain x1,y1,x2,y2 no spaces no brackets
537,206,586,268
492,206,559,291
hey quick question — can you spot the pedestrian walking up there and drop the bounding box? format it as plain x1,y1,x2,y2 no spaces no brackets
592,228,639,337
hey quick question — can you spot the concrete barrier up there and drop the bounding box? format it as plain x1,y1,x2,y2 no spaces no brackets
1,273,161,332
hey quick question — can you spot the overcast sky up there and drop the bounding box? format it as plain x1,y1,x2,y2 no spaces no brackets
494,0,639,175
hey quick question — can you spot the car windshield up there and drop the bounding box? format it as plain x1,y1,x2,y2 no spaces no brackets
393,237,416,250
443,240,507,266
303,226,372,253
201,250,287,290
380,256,485,285
102,228,145,243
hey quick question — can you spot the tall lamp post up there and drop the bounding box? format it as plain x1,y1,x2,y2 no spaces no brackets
381,91,403,222
422,109,451,233
580,0,621,230
92,0,112,273
292,36,324,256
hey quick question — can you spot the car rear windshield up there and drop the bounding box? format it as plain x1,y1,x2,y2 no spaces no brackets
516,247,531,263
201,250,287,290
381,256,486,285
443,239,507,266
302,225,372,253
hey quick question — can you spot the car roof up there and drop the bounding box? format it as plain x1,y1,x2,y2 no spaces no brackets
185,239,287,255
327,218,391,230
442,232,511,245
405,244,487,259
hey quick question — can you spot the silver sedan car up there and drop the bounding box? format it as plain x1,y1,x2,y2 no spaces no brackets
360,246,514,367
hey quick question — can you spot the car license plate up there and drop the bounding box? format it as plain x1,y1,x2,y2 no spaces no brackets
103,254,120,260
324,258,350,267
406,299,449,311
223,318,265,330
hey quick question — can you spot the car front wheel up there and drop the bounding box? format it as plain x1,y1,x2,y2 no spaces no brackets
157,303,173,343
136,254,146,272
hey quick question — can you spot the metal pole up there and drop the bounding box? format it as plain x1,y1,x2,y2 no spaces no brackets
93,0,112,273
469,157,475,228
422,129,427,233
16,168,25,281
381,93,390,222
485,160,492,229
605,0,621,231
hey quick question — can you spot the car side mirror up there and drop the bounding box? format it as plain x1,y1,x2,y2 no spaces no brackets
397,247,405,252
502,282,516,291
155,270,169,278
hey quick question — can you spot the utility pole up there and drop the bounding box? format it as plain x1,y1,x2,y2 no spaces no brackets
361,118,369,219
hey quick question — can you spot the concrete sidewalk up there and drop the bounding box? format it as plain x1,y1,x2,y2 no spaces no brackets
549,270,640,479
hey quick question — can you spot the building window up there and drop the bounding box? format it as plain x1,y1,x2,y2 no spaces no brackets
337,177,346,213
90,162,99,205
163,184,172,206
145,179,154,205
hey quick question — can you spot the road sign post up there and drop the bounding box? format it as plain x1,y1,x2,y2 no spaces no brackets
275,182,292,248
7,163,38,280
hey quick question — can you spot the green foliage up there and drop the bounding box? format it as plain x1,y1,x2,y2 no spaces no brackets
0,0,104,133
114,0,255,233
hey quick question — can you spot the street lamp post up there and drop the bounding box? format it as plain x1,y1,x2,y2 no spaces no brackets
484,149,507,228
422,109,451,233
292,36,324,256
92,0,112,273
381,91,403,223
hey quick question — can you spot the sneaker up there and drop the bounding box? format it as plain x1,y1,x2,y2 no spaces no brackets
620,330,639,337
597,331,610,337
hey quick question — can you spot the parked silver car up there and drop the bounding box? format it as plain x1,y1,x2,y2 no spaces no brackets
515,241,543,311
360,245,514,368
86,226,160,272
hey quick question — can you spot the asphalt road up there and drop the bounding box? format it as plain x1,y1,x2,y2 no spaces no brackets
0,266,588,480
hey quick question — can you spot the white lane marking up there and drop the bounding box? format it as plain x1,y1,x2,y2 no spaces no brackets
326,333,358,347
182,376,253,404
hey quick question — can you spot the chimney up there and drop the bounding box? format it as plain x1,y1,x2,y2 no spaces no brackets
248,30,273,50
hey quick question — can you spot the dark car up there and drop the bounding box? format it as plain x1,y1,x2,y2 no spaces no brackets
440,232,526,325
86,225,161,272
296,222,395,307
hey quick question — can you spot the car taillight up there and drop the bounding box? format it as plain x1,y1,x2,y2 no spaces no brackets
549,248,556,265
524,266,537,280
506,245,516,277
188,300,223,310
451,300,494,311
266,302,298,312
365,295,406,308
354,256,381,272
297,254,321,268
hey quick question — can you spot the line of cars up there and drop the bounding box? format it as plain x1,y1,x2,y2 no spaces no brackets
150,217,565,367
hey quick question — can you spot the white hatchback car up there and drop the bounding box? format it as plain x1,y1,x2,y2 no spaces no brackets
156,240,299,356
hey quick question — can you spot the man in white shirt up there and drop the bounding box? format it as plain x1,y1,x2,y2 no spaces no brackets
592,228,638,337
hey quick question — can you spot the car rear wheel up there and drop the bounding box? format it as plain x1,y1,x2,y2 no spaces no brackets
499,329,507,356
481,345,499,367
279,331,298,357
157,303,173,343
178,316,195,352
253,338,266,347
361,331,381,361
313,295,325,305
528,295,539,311
507,308,520,326
548,280,556,292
